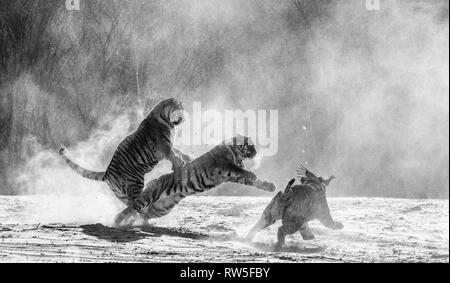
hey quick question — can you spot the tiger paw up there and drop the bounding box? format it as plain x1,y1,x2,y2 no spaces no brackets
247,172,258,182
264,182,276,192
257,181,276,192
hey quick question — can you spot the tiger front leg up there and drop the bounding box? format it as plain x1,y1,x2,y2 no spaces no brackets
173,147,194,163
223,164,275,192
224,163,258,184
250,179,276,192
234,163,275,192
161,144,185,170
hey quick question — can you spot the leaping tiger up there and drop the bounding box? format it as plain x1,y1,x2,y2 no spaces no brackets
58,98,192,209
113,135,276,227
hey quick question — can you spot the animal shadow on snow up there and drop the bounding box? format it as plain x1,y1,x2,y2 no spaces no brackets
211,231,327,254
251,242,327,254
80,223,207,243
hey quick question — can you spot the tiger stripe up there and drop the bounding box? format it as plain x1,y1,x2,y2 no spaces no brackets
59,98,191,208
113,135,277,225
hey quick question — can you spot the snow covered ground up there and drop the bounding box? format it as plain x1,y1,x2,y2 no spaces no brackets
0,195,448,263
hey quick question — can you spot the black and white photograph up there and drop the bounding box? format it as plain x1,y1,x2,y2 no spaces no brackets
0,0,448,265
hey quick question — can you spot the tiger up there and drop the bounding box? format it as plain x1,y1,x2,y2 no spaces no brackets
58,98,192,210
245,165,343,250
113,135,276,227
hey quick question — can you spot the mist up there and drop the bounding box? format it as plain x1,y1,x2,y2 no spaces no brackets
301,0,449,198
0,0,448,216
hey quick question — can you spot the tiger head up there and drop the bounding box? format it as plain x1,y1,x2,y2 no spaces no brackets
150,98,185,127
223,135,257,161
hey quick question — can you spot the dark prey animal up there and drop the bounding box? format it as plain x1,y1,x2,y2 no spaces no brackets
245,165,343,250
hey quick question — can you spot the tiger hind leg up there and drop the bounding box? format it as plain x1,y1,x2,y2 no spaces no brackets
113,206,136,228
113,205,150,228
113,181,146,227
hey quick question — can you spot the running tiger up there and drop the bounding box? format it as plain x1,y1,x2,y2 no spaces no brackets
114,135,276,226
59,98,192,209
245,165,343,250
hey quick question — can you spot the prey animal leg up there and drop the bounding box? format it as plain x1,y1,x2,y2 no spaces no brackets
299,223,315,240
275,221,301,251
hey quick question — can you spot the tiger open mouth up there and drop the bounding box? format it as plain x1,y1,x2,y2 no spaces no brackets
170,109,185,126
247,148,257,159
173,116,184,126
